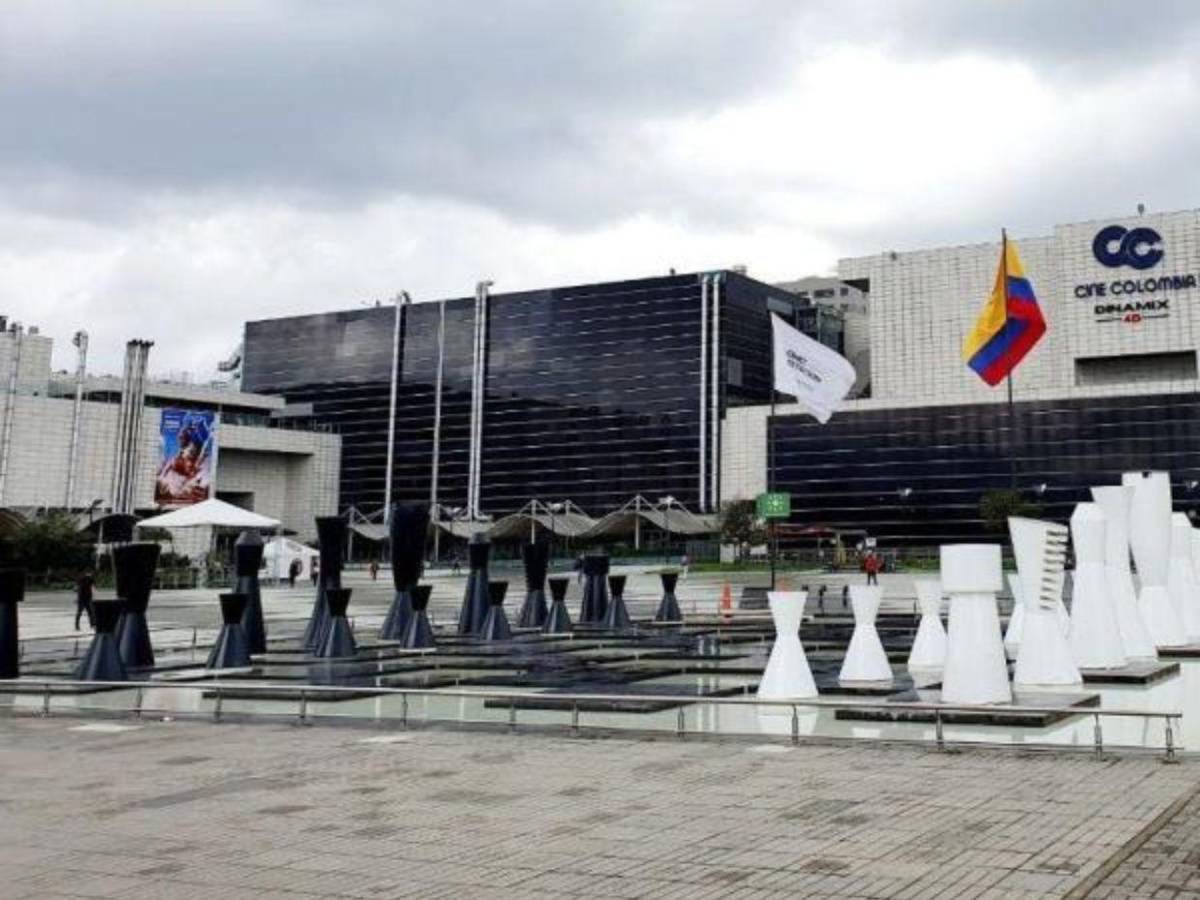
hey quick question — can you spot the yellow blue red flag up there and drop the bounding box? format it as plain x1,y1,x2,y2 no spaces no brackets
962,235,1047,386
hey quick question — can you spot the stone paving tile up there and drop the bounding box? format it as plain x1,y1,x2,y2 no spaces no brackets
0,715,1197,898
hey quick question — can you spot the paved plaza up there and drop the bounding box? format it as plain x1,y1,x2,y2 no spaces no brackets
1,715,1197,899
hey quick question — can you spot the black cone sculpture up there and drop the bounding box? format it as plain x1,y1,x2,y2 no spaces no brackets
207,592,251,670
602,574,632,630
479,581,512,641
402,585,436,649
317,587,356,658
234,531,266,654
655,571,682,622
381,504,429,641
114,542,160,669
457,533,491,636
0,568,24,678
303,516,345,652
579,554,610,623
517,542,549,628
543,577,572,634
76,599,127,681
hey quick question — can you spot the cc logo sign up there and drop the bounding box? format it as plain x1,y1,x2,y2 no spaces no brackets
1093,225,1164,270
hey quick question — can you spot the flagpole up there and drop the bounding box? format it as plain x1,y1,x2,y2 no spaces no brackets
769,322,778,591
1003,228,1017,490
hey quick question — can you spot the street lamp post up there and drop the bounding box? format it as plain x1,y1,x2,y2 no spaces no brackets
548,501,565,565
383,291,411,526
659,495,676,565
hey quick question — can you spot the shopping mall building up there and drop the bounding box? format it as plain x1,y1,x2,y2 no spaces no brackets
242,207,1200,545
725,207,1200,544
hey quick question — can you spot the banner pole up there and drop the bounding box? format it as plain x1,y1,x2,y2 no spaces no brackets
1002,229,1017,490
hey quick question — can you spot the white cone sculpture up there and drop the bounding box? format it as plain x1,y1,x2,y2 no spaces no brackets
908,579,947,673
1124,471,1187,647
1167,513,1200,644
940,544,1011,705
756,591,817,700
839,585,892,684
1069,503,1127,670
1091,485,1158,660
1010,517,1081,688
1003,572,1024,660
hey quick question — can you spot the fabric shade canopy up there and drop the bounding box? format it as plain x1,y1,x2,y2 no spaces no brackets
136,498,281,530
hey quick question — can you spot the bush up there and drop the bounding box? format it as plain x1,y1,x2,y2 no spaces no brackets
979,489,1042,533
4,511,95,579
718,500,767,561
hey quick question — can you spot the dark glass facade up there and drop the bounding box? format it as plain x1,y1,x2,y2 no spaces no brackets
771,392,1200,546
243,271,816,518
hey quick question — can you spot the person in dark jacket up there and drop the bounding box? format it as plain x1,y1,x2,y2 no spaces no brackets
75,570,95,631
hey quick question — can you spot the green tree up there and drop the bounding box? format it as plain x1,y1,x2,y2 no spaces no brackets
979,489,1041,534
5,511,94,578
719,500,766,559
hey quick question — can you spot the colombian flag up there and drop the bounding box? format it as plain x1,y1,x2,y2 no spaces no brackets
962,236,1047,386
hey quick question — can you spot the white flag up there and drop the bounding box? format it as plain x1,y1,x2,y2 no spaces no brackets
771,313,856,424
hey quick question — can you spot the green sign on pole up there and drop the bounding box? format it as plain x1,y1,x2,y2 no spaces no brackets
757,491,791,519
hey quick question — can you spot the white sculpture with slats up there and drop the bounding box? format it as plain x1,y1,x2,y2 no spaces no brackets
1124,471,1186,648
1167,513,1200,645
1091,485,1157,660
1010,517,1081,687
1068,504,1127,670
940,544,1011,705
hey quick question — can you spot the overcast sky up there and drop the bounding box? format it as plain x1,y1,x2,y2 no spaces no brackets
3,0,1199,377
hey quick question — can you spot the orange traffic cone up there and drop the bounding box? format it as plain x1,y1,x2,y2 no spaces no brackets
720,581,733,622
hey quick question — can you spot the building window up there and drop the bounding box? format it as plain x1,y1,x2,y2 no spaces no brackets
1074,351,1198,387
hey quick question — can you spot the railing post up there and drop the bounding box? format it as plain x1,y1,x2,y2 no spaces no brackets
212,692,223,723
297,690,308,726
934,710,944,751
676,706,686,740
1093,713,1103,758
1165,716,1177,764
508,703,517,732
401,693,409,728
133,686,144,720
41,684,51,717
571,701,580,735
791,705,799,745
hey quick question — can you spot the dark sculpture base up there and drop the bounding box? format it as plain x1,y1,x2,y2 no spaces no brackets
380,589,414,641
77,600,127,682
116,612,155,669
0,568,22,679
458,536,492,636
402,585,436,649
302,587,331,652
479,581,512,641
208,593,252,669
235,530,266,654
543,577,573,634
602,575,632,631
317,588,356,658
579,555,610,623
517,589,548,628
655,572,682,622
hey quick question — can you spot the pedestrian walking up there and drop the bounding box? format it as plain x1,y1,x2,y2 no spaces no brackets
368,560,379,581
75,570,95,631
310,557,319,587
287,557,301,588
864,550,881,586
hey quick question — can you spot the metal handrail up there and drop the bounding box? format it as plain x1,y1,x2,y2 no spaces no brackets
0,676,1183,761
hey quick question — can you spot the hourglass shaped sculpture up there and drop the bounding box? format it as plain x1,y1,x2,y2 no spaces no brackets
0,568,24,678
457,533,492,636
1009,517,1080,688
1167,513,1200,644
655,571,682,622
303,516,345,652
1069,504,1127,670
517,542,550,628
317,587,356,658
579,554,610,623
1003,573,1024,661
234,531,266,655
401,585,436,649
381,504,429,641
839,585,892,684
602,574,632,630
480,581,513,641
1091,485,1157,659
114,542,161,669
756,591,817,700
76,599,127,681
940,544,1011,705
907,579,946,673
543,577,573,634
1124,471,1186,648
207,592,251,670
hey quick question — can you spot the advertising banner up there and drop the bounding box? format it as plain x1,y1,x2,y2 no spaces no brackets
154,408,218,507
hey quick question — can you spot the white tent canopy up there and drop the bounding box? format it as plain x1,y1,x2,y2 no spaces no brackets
136,498,281,530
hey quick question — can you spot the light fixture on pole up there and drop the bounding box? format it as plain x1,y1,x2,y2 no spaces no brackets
659,495,676,564
383,291,411,526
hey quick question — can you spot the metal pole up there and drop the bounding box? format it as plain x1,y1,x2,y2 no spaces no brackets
769,316,778,591
64,330,88,509
710,274,721,512
698,275,708,511
1002,229,1017,491
383,292,408,525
